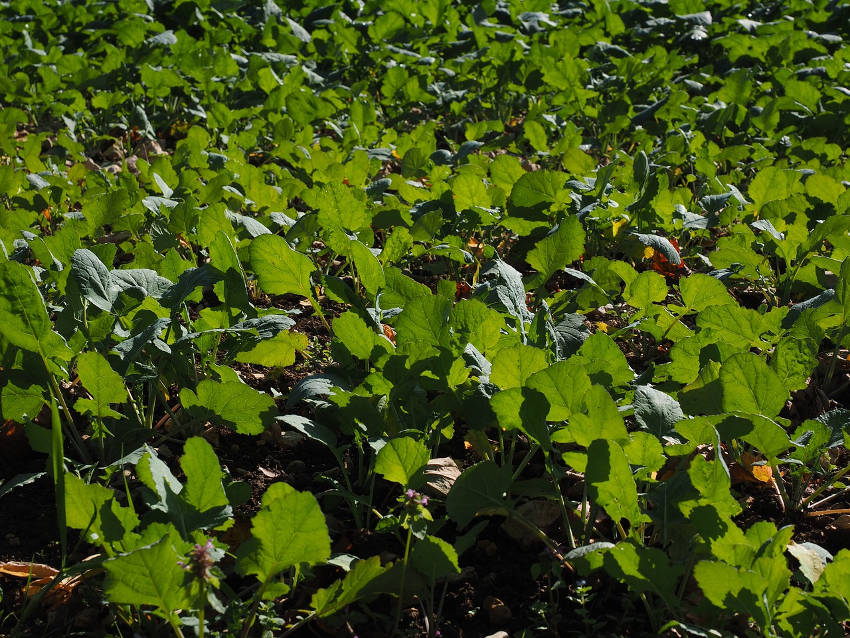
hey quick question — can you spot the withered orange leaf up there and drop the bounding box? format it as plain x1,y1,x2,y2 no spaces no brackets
0,561,59,580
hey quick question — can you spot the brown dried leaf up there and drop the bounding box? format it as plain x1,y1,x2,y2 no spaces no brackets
0,561,59,580
501,500,561,544
423,457,461,496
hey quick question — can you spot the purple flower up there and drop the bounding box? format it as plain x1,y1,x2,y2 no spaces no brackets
180,538,217,582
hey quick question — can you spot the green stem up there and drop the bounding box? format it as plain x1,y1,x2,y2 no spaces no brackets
506,509,575,572
824,322,848,390
511,444,539,482
780,261,804,306
498,428,506,467
308,296,332,333
167,613,185,638
145,380,157,429
801,463,850,509
47,369,90,463
769,461,792,513
580,480,589,544
240,581,269,638
335,450,363,529
547,456,576,550
125,385,145,427
639,592,658,632
280,612,317,638
365,471,376,530
198,581,206,638
393,527,414,635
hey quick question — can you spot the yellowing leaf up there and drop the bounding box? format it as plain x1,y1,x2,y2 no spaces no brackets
612,218,629,237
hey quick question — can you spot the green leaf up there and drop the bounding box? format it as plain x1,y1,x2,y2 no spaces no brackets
490,387,551,450
633,151,649,189
349,240,385,297
698,305,766,350
180,437,229,514
693,560,768,627
237,482,330,582
729,414,792,460
137,445,183,503
333,311,388,360
312,555,390,618
0,380,45,421
210,230,252,317
71,248,113,312
623,432,665,474
375,437,430,487
576,332,633,387
555,385,627,447
180,379,276,435
160,265,221,310
526,216,585,282
452,173,490,212
625,270,667,310
805,173,844,206
110,269,173,300
526,358,591,421
490,344,548,390
234,330,308,368
250,234,315,298
679,274,733,312
276,414,338,450
450,298,505,355
394,295,451,349
75,351,127,420
814,549,850,601
836,256,850,319
380,266,431,308
65,473,139,545
749,166,800,210
508,170,567,210
312,183,369,231
586,439,648,527
603,540,683,608
0,260,71,362
446,461,512,528
720,353,787,417
410,535,460,583
770,336,819,392
103,536,192,613
680,453,741,521
633,386,685,438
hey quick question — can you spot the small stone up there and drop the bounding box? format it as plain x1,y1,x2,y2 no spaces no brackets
483,596,512,626
477,539,499,557
832,514,850,530
286,459,307,475
484,632,509,638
